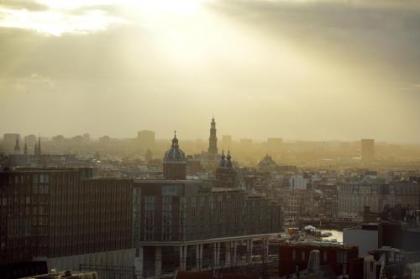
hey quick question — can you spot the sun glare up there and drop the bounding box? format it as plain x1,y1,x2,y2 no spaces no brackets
126,0,205,16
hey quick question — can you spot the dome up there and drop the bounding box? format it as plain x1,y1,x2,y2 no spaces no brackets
219,151,226,167
163,133,186,162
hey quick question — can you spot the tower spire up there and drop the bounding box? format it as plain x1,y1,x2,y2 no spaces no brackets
172,130,178,148
208,117,218,156
14,137,21,154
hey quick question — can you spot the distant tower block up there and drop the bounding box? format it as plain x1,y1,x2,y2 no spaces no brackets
35,137,42,156
137,130,156,149
361,139,375,162
208,118,218,156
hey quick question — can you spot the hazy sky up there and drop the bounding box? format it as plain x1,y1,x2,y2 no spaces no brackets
1,0,420,142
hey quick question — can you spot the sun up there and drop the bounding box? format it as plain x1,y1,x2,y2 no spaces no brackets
126,0,205,16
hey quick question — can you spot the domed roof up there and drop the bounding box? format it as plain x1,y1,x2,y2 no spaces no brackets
164,132,186,162
219,151,226,167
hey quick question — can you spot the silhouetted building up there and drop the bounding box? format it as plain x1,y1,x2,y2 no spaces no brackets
24,135,37,147
133,132,283,278
163,133,186,180
2,134,20,153
257,154,279,172
208,118,218,157
215,151,238,188
0,168,134,277
134,179,282,278
14,137,21,154
138,130,156,149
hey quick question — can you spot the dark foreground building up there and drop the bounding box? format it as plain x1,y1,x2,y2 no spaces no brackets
0,168,134,278
133,135,283,278
1,132,283,279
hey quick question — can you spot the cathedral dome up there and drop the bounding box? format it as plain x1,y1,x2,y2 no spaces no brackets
163,133,186,162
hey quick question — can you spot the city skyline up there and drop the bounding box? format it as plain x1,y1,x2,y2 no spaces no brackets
2,1,420,279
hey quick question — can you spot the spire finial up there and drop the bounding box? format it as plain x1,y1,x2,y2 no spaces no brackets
219,149,226,167
226,150,232,168
172,130,179,147
14,136,20,153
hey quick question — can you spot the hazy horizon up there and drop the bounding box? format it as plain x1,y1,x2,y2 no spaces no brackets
1,0,420,143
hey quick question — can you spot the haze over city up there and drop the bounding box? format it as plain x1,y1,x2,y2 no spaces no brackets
1,0,420,142
3,1,420,279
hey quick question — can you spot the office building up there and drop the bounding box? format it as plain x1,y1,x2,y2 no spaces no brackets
0,168,134,278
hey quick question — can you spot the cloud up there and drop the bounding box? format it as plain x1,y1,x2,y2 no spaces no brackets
210,0,420,84
0,0,127,35
0,0,48,11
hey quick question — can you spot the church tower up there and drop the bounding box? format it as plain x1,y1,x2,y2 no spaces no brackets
208,118,218,156
215,150,237,188
163,132,187,180
14,137,21,154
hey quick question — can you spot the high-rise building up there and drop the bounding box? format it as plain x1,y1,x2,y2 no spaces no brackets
137,130,156,149
24,135,37,148
361,139,375,162
208,118,218,156
2,134,20,153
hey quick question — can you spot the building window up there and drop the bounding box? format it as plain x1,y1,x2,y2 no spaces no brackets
162,196,172,241
144,196,155,241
